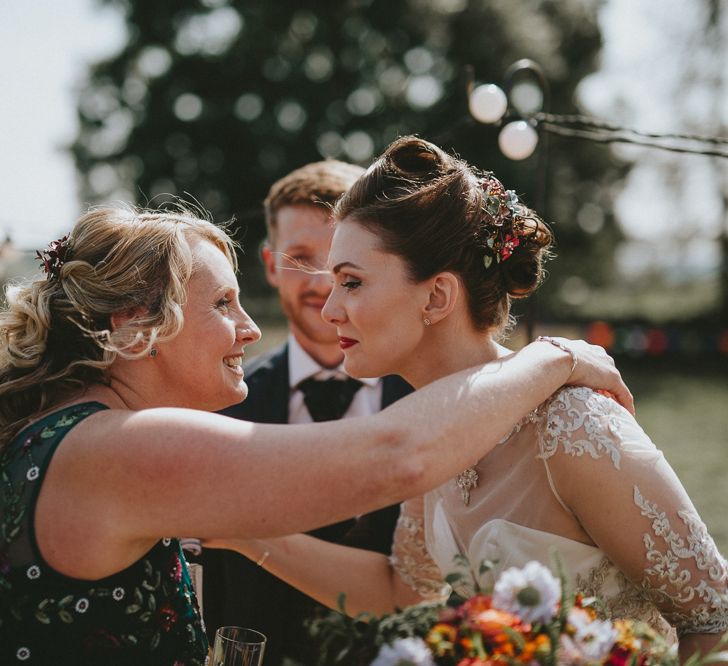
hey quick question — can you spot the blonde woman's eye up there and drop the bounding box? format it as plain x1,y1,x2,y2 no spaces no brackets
342,279,361,291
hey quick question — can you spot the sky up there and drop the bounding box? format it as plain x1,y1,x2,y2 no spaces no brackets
580,0,727,282
0,0,125,249
0,0,725,283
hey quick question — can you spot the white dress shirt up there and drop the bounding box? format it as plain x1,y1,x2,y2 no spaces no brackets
286,333,383,424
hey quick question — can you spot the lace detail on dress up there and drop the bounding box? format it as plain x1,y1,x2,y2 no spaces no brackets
390,506,449,601
633,486,728,635
499,407,540,445
537,387,623,469
574,557,673,638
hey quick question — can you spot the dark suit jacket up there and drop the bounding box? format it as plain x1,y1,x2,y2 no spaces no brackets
199,344,412,665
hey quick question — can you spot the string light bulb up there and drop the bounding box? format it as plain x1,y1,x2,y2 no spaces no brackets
498,121,539,160
468,84,508,124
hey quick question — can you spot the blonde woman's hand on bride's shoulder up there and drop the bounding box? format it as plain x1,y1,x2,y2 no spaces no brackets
532,336,634,415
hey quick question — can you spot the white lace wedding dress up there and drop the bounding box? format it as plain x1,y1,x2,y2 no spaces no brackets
390,387,728,638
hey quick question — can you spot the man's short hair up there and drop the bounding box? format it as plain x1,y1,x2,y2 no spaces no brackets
263,160,365,243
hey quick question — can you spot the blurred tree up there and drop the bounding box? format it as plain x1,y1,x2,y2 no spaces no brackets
71,0,625,317
580,0,727,325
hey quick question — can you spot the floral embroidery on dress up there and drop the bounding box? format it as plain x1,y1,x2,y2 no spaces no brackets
390,509,449,600
574,556,673,637
498,386,726,639
537,387,623,469
0,403,208,664
633,486,728,635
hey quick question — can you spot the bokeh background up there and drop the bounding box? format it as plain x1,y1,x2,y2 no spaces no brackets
1,0,726,551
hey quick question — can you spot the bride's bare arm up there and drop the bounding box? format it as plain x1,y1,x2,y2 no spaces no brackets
37,339,629,577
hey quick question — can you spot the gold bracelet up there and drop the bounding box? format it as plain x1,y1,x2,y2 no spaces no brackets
536,336,578,376
256,551,270,567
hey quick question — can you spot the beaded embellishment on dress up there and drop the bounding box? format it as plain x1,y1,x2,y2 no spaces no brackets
455,408,539,506
456,467,478,505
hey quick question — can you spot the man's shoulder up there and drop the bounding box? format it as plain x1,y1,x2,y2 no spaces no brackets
218,343,289,421
243,344,288,379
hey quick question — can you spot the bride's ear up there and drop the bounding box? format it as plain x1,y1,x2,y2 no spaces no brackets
423,272,459,325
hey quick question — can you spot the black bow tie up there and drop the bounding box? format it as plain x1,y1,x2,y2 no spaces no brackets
297,377,364,422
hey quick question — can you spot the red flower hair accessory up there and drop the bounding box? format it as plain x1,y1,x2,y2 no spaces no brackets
479,175,527,269
36,234,72,280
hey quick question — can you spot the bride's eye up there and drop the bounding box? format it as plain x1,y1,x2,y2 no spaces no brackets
341,279,361,292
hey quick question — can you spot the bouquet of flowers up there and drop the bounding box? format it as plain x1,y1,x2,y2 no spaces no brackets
309,560,727,666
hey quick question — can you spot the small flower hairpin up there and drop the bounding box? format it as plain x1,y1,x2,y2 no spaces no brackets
36,234,72,280
479,175,526,269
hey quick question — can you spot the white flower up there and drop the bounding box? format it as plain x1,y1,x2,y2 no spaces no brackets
370,637,436,666
75,597,90,613
26,565,41,580
492,560,561,624
558,607,617,664
26,466,39,482
112,587,125,601
16,646,31,661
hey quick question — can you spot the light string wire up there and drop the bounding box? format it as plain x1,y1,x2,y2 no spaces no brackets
530,111,728,158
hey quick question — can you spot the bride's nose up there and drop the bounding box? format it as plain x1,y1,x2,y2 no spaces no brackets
321,290,344,326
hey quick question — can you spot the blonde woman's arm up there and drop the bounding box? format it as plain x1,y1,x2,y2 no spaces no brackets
37,339,630,579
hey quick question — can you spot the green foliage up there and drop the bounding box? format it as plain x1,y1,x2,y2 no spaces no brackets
307,596,441,666
73,0,625,307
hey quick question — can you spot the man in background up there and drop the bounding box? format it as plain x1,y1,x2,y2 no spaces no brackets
201,160,412,665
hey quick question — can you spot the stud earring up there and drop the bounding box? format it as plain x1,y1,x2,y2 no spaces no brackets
423,318,432,327
149,347,158,357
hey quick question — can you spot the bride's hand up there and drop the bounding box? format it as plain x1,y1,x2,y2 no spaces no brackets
537,337,634,415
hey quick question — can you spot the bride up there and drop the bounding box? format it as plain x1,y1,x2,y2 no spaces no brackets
206,136,728,658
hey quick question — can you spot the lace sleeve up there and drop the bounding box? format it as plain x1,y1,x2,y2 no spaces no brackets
540,387,728,636
389,497,449,601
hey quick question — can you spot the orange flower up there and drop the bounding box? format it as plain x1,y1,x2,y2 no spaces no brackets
460,594,494,618
520,632,551,661
470,608,529,640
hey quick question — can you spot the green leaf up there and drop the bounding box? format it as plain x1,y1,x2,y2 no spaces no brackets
444,572,463,585
478,559,497,575
503,626,526,652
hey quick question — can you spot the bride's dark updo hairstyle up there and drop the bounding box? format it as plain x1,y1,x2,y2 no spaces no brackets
333,136,553,332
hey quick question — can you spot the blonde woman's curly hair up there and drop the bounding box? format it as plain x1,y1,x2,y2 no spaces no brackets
0,204,237,448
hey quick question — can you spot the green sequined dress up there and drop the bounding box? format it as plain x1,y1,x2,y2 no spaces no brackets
0,402,208,665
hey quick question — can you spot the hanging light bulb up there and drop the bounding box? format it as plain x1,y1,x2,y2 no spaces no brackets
498,121,538,160
468,84,508,124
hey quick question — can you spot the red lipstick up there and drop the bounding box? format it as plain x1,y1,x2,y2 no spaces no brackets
339,337,358,349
